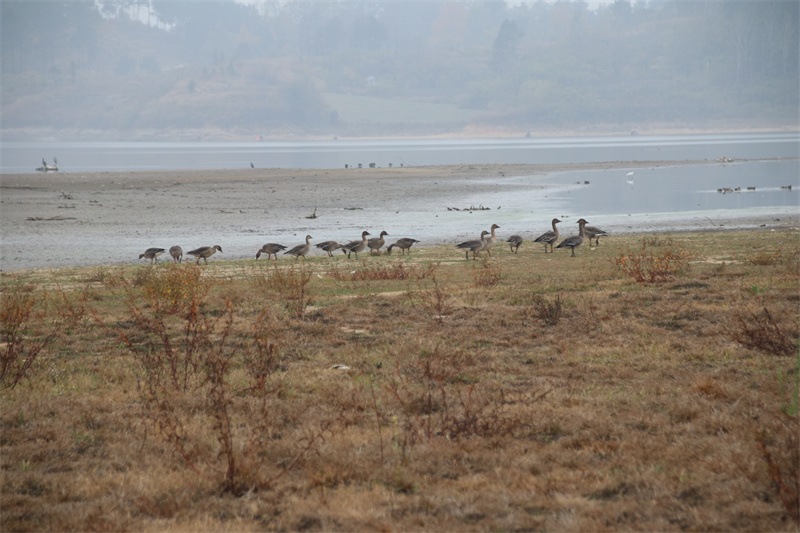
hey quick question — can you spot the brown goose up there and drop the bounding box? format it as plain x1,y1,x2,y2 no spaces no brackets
256,243,287,260
387,238,420,255
367,230,389,254
483,224,501,256
139,247,166,264
315,240,343,257
284,235,312,260
584,225,609,246
533,218,562,253
456,230,490,260
342,231,370,259
169,245,183,263
506,235,523,254
187,245,223,264
555,219,588,257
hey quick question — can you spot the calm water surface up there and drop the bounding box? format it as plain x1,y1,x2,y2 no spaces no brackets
2,132,798,174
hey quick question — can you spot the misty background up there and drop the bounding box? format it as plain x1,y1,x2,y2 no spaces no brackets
1,0,798,141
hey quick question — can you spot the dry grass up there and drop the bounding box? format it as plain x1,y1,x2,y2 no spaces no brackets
2,229,799,531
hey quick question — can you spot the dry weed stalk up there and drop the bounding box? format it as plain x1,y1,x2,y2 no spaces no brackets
1,286,59,390
756,412,800,525
535,294,562,326
614,237,695,283
255,264,313,319
327,260,436,282
469,256,502,287
741,246,800,267
730,306,799,357
113,273,328,494
406,266,452,322
386,345,535,453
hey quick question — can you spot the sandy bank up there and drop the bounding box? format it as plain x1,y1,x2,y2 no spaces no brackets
1,161,797,271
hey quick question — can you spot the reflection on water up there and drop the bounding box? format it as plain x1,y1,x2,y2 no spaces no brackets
530,159,798,216
449,159,798,241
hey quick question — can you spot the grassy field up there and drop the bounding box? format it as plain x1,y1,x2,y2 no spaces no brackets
2,229,799,532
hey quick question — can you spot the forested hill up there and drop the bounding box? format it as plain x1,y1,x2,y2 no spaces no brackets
1,0,797,140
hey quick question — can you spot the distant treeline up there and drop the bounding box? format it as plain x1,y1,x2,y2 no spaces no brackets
1,0,797,137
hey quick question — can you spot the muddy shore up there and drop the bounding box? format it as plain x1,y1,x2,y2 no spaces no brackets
1,161,797,271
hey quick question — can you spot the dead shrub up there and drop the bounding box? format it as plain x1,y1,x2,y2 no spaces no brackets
406,267,453,322
742,246,800,267
730,306,799,357
140,264,209,315
756,411,799,525
385,345,539,456
1,285,59,390
535,294,562,326
469,256,502,287
114,287,332,494
327,260,435,282
614,237,696,283
254,264,313,319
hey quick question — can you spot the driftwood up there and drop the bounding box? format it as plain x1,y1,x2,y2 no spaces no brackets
447,204,492,212
306,207,318,219
27,215,76,221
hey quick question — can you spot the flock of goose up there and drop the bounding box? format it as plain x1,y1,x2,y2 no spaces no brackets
137,219,608,265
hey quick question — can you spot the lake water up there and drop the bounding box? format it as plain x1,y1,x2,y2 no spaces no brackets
2,132,799,174
1,133,798,270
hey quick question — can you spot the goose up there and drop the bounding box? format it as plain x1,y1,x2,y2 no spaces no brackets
315,241,343,257
187,245,223,264
506,235,523,254
533,218,562,253
284,235,312,260
139,247,166,264
256,243,287,260
584,225,609,246
341,231,370,259
456,230,490,260
387,238,420,255
483,224,501,256
169,245,183,263
555,219,588,257
367,230,389,254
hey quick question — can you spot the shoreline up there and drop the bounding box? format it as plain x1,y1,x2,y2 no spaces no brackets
1,162,798,272
3,124,798,143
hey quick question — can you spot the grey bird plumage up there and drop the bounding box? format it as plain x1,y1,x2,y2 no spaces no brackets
556,219,588,257
139,247,166,264
342,231,371,259
256,243,287,260
284,235,313,260
533,218,562,253
387,238,420,255
456,230,490,260
169,245,183,263
187,245,223,264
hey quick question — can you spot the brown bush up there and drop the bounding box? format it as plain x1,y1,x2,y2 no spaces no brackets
730,306,799,357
